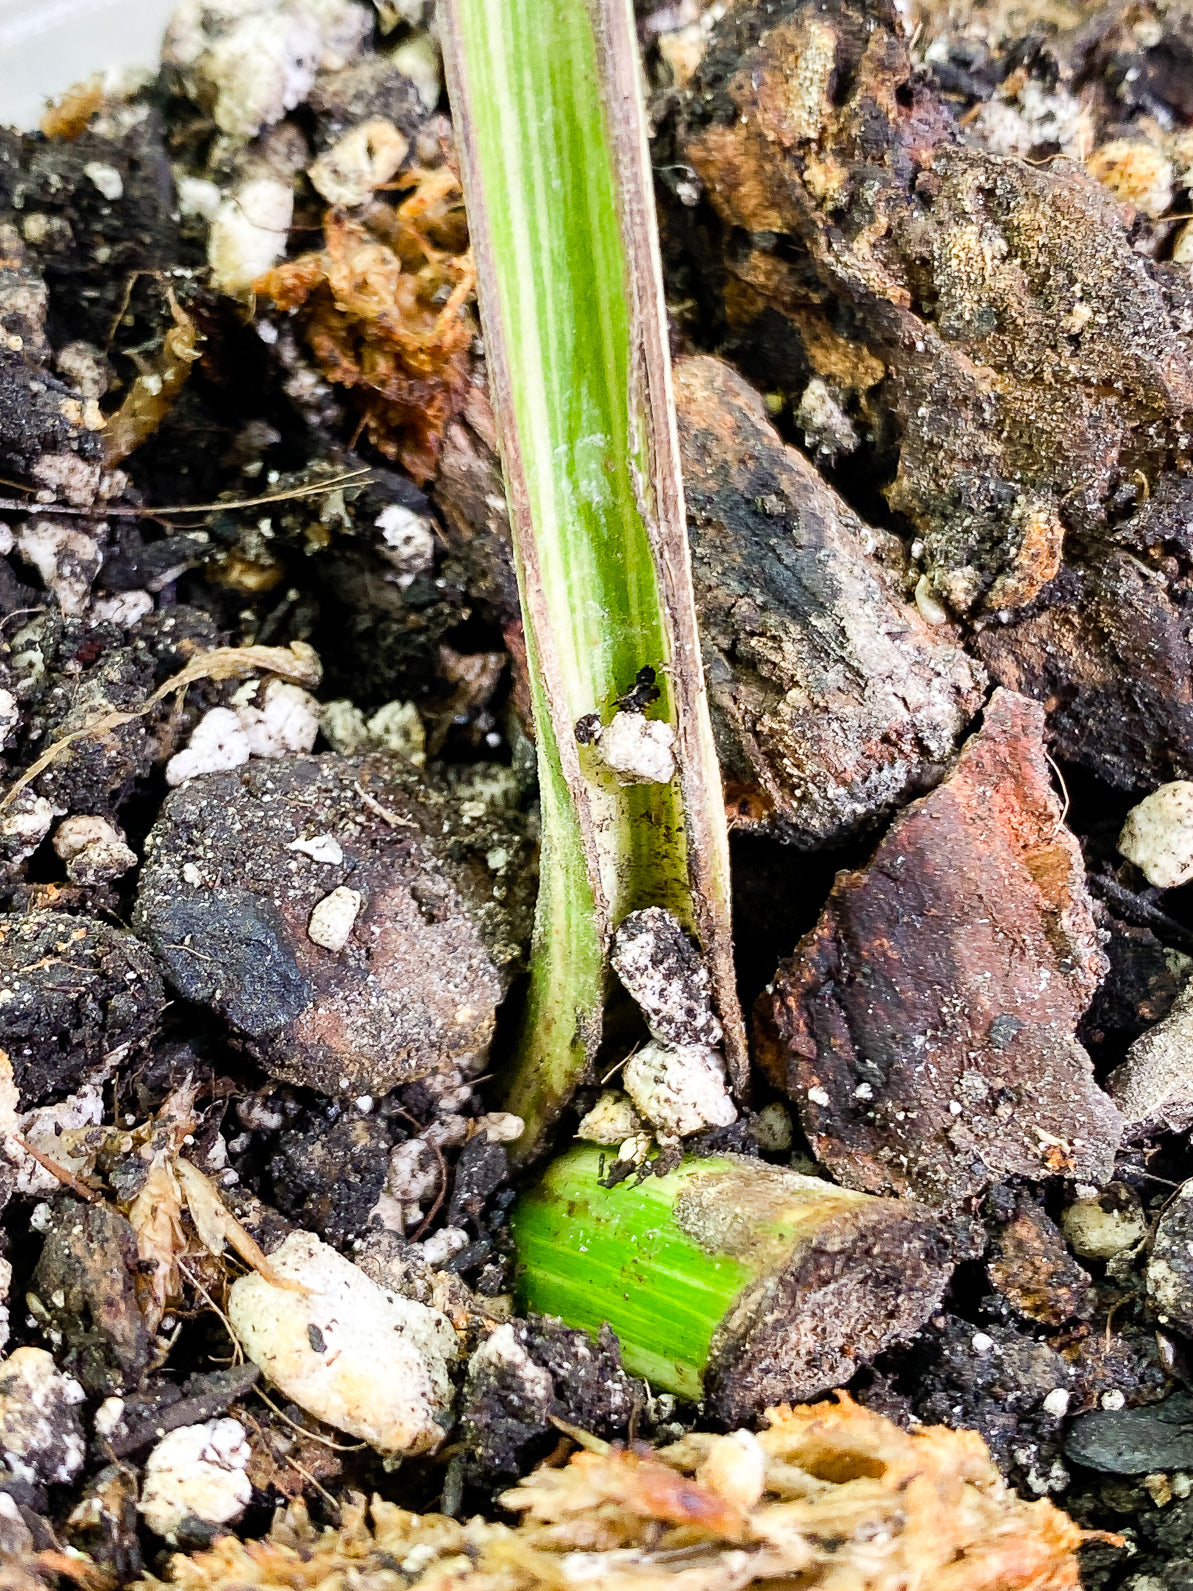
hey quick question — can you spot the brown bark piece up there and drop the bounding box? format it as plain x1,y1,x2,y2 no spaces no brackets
985,1192,1092,1326
976,552,1193,792
675,354,985,844
755,688,1123,1205
674,0,1193,618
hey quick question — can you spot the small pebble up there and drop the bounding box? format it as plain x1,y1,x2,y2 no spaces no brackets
307,885,363,952
1118,782,1193,889
624,1039,736,1137
288,833,344,865
228,1230,458,1455
577,1090,643,1145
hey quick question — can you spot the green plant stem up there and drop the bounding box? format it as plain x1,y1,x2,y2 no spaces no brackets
440,0,745,1162
511,1145,957,1419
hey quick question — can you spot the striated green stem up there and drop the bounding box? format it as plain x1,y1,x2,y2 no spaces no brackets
440,0,745,1162
511,1145,957,1420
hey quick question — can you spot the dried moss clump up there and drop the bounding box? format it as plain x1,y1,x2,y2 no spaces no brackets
254,169,476,484
147,1395,1099,1591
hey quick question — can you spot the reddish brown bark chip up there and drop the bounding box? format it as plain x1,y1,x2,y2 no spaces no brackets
985,1191,1092,1327
755,688,1123,1206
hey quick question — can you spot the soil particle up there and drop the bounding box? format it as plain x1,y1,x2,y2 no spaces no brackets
133,752,533,1097
756,688,1123,1206
267,1109,392,1245
458,1316,645,1489
28,1196,151,1397
446,1135,510,1230
18,605,225,820
905,1315,1076,1488
671,0,1193,627
675,355,986,845
0,911,166,1107
611,907,722,1048
985,1189,1092,1327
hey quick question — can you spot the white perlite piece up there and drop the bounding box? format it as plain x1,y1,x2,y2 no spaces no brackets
165,0,372,139
0,1346,86,1485
366,700,426,764
308,885,363,952
139,1419,251,1542
375,504,435,588
15,520,101,616
288,833,344,865
0,689,18,753
597,711,676,784
227,1230,458,1454
53,815,137,884
389,30,443,112
0,1258,10,1355
208,176,295,295
167,682,322,785
92,590,155,628
1109,977,1193,1134
577,1089,643,1146
237,679,320,758
0,791,53,863
83,163,124,202
1118,781,1193,888
167,707,250,785
309,119,408,208
623,1039,736,1138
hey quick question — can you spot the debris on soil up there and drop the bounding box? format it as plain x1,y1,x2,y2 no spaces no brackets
0,912,166,1105
756,689,1123,1205
140,1395,1099,1591
675,356,986,845
134,753,533,1097
227,1228,459,1455
253,175,476,484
